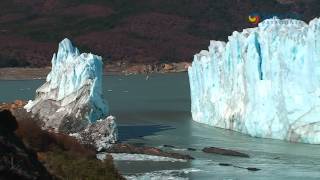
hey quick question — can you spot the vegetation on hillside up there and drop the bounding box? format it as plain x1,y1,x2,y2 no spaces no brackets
0,0,319,67
0,107,124,179
13,112,124,180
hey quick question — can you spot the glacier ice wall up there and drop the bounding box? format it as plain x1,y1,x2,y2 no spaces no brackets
25,39,117,149
188,18,320,144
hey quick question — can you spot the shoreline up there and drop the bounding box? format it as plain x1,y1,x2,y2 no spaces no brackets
0,62,190,80
0,101,194,162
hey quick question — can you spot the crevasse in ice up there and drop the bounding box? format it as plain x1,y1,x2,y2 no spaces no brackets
188,17,320,144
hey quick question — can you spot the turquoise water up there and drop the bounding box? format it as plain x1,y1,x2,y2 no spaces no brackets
1,73,320,179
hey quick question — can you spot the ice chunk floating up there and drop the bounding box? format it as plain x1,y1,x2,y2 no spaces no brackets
188,18,320,144
25,38,117,150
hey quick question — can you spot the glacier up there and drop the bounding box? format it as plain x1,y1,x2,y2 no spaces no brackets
188,17,320,144
25,38,117,150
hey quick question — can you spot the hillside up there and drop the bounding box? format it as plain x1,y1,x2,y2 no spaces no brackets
0,0,319,67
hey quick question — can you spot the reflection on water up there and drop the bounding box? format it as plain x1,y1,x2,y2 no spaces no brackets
1,73,320,179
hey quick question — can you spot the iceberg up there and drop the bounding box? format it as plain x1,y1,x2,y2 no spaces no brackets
25,38,117,150
188,17,320,144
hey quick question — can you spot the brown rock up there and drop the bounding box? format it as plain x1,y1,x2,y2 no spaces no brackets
10,104,17,109
163,63,174,71
0,100,27,111
202,147,249,158
163,144,176,148
247,167,261,171
107,143,194,160
14,100,25,107
187,148,197,151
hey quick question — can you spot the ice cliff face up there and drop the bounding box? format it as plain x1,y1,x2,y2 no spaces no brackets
188,17,320,144
25,38,117,150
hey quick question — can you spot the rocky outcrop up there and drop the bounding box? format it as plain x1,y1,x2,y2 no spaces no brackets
0,100,26,110
71,116,118,151
106,144,194,160
202,147,249,158
0,110,53,180
218,163,261,171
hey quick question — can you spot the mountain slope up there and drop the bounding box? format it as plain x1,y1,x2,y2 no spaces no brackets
0,0,319,67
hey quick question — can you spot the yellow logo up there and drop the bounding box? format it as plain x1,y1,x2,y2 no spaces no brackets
248,15,260,25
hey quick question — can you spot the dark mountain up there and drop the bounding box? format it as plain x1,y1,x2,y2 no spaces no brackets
0,0,319,67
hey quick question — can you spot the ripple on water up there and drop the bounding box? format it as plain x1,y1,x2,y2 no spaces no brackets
125,168,202,180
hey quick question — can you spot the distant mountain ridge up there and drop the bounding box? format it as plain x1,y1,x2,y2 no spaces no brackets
0,0,319,67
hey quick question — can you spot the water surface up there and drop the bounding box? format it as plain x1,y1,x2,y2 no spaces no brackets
1,73,320,180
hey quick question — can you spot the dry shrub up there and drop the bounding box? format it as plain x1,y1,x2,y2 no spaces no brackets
15,118,54,151
44,150,124,180
15,118,95,157
14,117,124,179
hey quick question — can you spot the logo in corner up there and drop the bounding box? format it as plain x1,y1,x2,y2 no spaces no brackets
248,14,261,25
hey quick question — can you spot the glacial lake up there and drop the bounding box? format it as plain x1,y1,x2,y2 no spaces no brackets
1,73,320,180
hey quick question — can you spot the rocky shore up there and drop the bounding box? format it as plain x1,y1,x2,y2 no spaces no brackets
0,62,190,80
106,143,194,160
0,100,194,161
0,110,53,180
0,108,124,179
1,100,264,178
